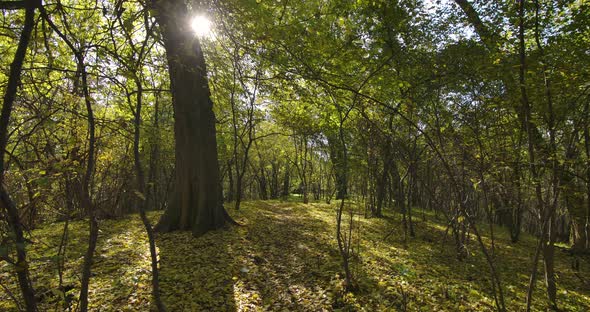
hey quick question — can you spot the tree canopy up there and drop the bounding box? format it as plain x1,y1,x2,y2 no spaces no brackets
0,0,589,311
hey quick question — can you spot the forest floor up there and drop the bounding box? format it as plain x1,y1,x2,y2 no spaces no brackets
1,200,589,311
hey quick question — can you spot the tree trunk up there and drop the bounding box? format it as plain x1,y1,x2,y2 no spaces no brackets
543,219,558,309
73,47,98,312
270,160,279,199
258,165,268,200
328,134,347,200
375,140,392,218
584,125,590,251
148,91,161,211
282,164,290,199
132,72,165,311
39,6,100,310
235,173,244,210
227,160,235,202
0,2,38,310
154,0,232,235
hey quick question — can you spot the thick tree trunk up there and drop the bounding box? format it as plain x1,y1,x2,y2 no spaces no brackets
154,0,232,235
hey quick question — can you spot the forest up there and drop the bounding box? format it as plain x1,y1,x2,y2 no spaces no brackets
0,0,589,311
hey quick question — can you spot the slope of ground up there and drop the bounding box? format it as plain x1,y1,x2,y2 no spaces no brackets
1,200,589,311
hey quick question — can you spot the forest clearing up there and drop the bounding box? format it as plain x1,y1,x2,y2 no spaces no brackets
1,0,590,311
1,200,589,311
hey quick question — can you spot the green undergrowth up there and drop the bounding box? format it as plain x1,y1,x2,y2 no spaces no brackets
1,200,589,311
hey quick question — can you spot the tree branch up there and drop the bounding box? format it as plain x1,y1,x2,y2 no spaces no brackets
0,1,25,10
454,0,498,50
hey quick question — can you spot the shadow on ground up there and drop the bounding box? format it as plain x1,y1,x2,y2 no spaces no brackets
2,200,588,311
157,224,237,311
157,201,343,311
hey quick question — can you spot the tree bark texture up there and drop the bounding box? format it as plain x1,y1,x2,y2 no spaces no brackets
154,0,232,235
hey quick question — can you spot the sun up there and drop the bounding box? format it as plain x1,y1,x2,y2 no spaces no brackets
190,15,212,38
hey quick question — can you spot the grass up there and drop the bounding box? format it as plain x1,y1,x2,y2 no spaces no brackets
1,200,589,311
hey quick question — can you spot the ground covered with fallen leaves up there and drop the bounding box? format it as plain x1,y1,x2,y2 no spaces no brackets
1,200,589,311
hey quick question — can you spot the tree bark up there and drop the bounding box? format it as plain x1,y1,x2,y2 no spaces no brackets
282,164,290,199
375,137,392,218
226,159,235,202
153,0,233,235
148,91,161,211
0,2,38,310
270,160,279,199
39,7,99,309
328,135,347,200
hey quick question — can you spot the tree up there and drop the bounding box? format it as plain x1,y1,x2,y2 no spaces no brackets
152,0,233,235
0,1,39,310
